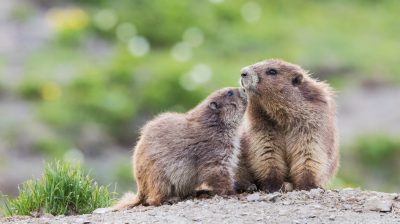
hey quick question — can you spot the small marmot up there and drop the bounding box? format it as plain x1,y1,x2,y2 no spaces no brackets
114,87,247,210
235,59,338,192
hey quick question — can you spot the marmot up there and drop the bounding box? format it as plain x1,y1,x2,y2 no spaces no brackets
235,59,338,192
114,87,247,210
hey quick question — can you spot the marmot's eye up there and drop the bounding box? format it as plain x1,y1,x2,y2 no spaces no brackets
266,68,278,75
227,90,234,97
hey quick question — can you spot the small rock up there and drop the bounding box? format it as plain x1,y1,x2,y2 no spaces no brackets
43,213,54,218
267,193,280,202
310,188,323,197
247,192,261,202
92,207,113,214
328,215,335,220
284,182,294,192
75,217,91,223
185,200,194,205
354,207,363,213
364,196,393,212
343,204,352,210
282,201,291,205
340,188,361,198
279,209,288,216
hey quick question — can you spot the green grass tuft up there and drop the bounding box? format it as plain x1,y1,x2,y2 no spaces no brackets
0,161,116,217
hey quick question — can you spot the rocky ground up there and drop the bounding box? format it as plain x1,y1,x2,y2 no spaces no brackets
2,188,399,224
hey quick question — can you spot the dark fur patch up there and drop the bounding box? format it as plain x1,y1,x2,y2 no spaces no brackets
258,169,284,193
295,170,319,190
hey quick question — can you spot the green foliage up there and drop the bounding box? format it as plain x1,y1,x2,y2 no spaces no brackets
339,135,400,192
8,3,34,23
1,161,116,217
33,138,71,158
355,135,400,166
112,161,136,193
16,0,400,149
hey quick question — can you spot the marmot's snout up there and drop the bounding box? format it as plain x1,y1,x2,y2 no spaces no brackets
239,67,258,92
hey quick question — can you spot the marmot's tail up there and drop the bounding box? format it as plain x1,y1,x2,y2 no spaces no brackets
112,192,143,211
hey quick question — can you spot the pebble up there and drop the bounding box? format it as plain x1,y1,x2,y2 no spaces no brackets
246,193,261,202
279,209,288,216
343,204,352,210
354,207,363,213
284,182,294,192
283,201,291,205
92,207,113,214
311,204,322,209
43,213,54,218
328,215,336,220
309,188,324,197
75,217,91,223
364,196,393,212
267,193,280,202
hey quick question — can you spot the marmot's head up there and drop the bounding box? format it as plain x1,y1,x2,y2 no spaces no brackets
240,59,331,124
191,87,247,128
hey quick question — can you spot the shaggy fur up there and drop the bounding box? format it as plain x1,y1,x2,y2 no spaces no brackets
235,59,338,192
113,88,247,210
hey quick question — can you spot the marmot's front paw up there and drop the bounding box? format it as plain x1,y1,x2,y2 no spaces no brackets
234,181,257,193
259,177,284,193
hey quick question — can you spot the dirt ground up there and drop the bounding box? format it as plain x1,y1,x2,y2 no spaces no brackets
2,188,399,224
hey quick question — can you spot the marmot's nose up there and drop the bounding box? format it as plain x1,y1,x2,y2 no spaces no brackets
241,72,248,77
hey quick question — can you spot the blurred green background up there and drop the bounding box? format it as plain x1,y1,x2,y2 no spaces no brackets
0,0,399,199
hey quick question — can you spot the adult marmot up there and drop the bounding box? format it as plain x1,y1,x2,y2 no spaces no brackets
114,87,247,210
235,59,338,192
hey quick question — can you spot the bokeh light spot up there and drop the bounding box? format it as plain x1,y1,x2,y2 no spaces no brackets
183,27,204,47
128,36,150,57
190,64,212,84
116,23,137,42
93,9,118,31
171,42,192,62
180,64,213,91
209,0,224,4
241,2,262,23
41,81,62,101
46,8,89,32
64,148,85,164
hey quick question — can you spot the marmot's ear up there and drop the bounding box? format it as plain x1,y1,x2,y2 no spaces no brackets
292,74,303,86
209,102,218,110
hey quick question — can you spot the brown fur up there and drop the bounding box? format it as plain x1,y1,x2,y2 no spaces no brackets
113,88,247,210
235,59,338,192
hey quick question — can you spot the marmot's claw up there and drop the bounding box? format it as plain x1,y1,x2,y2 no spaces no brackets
234,182,258,193
246,184,258,193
